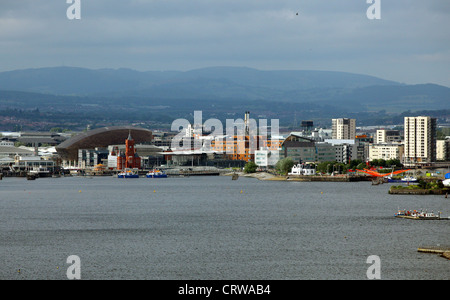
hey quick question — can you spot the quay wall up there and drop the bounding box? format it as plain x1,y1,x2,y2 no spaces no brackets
389,187,450,195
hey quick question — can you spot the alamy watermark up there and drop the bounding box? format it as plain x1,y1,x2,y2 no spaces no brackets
366,255,381,279
67,255,81,279
67,1,380,21
367,0,381,20
66,0,81,20
171,111,280,164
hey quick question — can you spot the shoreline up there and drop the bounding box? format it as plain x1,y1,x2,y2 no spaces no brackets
227,172,372,182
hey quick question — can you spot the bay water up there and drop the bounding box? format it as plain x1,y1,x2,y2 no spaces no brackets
0,176,448,280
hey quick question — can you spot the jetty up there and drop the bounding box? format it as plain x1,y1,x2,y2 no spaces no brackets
417,246,450,260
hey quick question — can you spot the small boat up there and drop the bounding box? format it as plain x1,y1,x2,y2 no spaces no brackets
395,209,447,220
146,170,167,178
443,179,450,187
26,174,37,180
29,166,52,178
118,169,140,178
387,176,417,183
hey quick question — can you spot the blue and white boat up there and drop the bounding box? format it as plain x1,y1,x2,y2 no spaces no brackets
118,169,140,178
387,176,417,183
146,170,168,178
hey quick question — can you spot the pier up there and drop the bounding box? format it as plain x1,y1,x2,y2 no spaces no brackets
417,246,450,260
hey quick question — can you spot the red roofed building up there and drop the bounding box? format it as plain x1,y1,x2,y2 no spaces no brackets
117,131,141,170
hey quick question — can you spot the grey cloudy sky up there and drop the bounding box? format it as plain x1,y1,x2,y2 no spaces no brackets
0,0,449,86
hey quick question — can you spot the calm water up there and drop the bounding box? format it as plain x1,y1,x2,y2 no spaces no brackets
0,175,448,280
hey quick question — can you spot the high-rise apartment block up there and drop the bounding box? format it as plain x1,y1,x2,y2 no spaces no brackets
376,129,401,144
404,116,436,164
332,118,356,140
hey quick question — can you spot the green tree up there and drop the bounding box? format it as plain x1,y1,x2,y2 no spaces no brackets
371,159,387,167
243,161,258,174
356,163,367,170
417,179,428,189
316,161,338,174
386,159,403,168
349,159,362,170
276,157,295,175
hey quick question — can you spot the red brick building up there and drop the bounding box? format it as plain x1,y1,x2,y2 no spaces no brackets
117,131,141,170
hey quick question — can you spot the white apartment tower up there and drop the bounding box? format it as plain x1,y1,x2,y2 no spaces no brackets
332,118,356,140
404,116,436,164
376,129,401,144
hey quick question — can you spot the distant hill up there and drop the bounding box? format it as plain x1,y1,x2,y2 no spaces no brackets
0,66,449,114
0,66,399,95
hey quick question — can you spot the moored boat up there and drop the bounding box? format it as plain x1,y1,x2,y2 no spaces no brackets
28,166,52,178
146,169,167,178
443,178,450,187
387,176,417,183
118,169,140,178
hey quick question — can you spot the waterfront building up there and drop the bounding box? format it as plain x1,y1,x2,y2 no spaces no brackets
13,155,55,172
315,142,337,162
78,148,109,169
324,139,357,164
288,164,316,176
254,148,281,168
282,134,335,164
368,144,404,161
332,118,356,140
282,135,316,163
210,112,283,163
436,139,450,161
18,131,66,146
0,145,34,158
355,135,373,162
56,126,153,168
152,131,176,148
109,144,165,169
404,116,437,164
117,132,142,170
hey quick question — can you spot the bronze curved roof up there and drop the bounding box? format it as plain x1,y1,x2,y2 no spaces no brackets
56,126,153,160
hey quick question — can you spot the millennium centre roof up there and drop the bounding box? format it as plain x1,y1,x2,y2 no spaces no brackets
56,126,153,160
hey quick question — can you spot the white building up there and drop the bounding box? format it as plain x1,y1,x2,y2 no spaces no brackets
436,140,449,161
332,118,356,140
289,164,316,176
368,144,404,161
404,116,436,164
376,129,401,144
254,148,279,167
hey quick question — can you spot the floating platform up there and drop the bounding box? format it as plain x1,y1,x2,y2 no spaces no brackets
418,246,450,260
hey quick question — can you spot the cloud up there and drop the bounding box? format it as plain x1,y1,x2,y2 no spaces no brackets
0,0,448,86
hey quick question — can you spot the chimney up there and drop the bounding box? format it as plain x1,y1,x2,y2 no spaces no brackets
244,111,250,135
